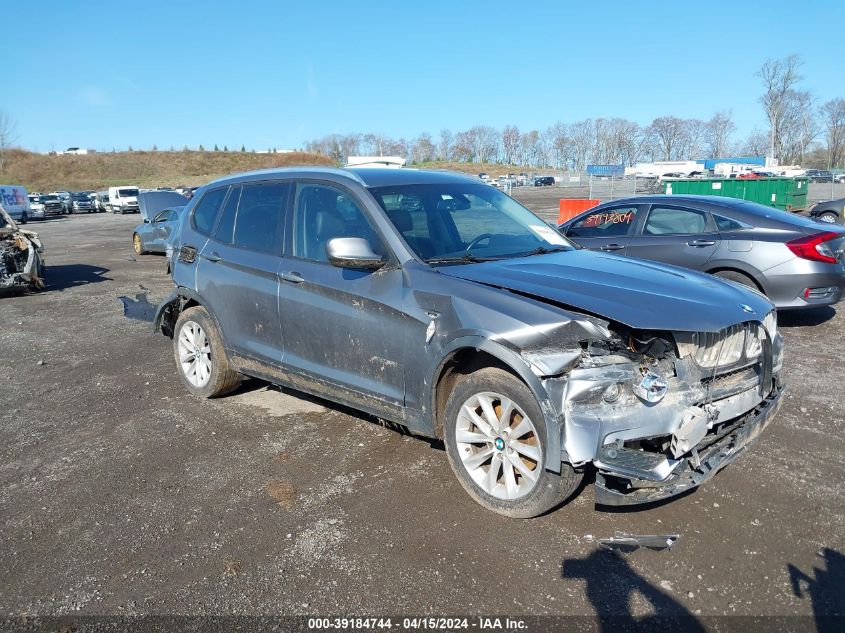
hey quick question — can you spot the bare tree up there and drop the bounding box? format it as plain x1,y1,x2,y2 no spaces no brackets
438,129,453,161
411,133,435,163
568,119,595,170
546,122,570,169
757,55,804,161
740,128,770,156
705,111,736,159
0,110,18,172
821,98,845,169
648,116,688,161
501,125,521,165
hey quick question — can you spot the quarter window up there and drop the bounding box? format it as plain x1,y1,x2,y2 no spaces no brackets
213,186,241,244
231,183,289,254
644,207,710,235
566,206,639,238
192,187,228,235
713,214,746,232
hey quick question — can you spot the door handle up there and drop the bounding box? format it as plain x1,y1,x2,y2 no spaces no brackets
278,271,304,284
687,240,716,247
204,252,222,263
600,243,624,251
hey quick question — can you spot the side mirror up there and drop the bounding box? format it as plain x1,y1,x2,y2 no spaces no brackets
326,237,384,270
143,218,150,223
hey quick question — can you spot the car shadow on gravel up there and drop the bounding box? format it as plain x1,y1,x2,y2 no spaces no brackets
230,377,429,441
778,306,836,328
46,264,111,291
562,549,707,631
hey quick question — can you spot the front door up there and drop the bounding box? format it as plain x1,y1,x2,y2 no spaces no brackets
562,203,644,255
277,182,406,407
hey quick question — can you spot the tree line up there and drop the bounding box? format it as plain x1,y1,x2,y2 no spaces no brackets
305,56,845,170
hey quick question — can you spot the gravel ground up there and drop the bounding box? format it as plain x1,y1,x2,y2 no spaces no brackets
0,212,842,626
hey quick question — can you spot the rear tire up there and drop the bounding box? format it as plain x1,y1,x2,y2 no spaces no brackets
19,212,27,224
713,269,760,291
173,306,242,398
443,367,582,518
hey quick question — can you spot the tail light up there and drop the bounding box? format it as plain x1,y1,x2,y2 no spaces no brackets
786,232,841,264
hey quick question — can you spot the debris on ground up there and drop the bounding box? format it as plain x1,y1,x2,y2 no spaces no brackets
598,532,681,553
118,286,156,322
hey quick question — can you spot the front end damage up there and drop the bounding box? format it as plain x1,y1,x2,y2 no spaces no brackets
0,205,45,293
525,312,784,506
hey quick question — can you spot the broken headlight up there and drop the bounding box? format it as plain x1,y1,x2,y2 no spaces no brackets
675,320,767,370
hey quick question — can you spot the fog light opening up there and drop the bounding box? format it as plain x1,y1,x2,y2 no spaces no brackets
603,383,622,403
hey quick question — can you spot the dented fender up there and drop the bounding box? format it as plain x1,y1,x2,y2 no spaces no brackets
429,336,564,474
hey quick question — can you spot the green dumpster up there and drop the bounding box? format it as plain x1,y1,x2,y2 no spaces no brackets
663,177,808,211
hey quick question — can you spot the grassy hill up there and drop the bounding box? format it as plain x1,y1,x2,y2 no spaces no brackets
0,149,535,192
0,149,334,192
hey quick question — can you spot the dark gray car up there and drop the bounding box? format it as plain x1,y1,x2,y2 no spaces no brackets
809,197,845,225
559,195,845,310
153,169,784,517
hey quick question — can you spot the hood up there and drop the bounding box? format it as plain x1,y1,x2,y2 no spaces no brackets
437,250,773,332
138,191,188,222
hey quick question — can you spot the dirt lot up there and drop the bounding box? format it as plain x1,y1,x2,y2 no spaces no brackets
1,212,843,625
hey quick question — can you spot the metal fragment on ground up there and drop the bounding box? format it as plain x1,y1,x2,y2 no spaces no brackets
598,533,681,553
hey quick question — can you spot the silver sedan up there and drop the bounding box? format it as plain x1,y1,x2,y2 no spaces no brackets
132,206,184,255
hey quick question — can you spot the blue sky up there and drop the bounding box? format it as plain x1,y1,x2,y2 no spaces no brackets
3,0,843,152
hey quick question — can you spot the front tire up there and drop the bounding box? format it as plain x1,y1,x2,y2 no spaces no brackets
443,367,581,518
19,212,27,224
173,306,242,398
818,212,838,224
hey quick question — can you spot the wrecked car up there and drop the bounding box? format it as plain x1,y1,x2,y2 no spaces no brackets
0,204,45,293
154,168,784,517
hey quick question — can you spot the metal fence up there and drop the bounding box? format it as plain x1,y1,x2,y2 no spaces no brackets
514,172,845,205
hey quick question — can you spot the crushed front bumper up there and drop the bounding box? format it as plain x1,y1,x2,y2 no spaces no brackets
594,382,785,506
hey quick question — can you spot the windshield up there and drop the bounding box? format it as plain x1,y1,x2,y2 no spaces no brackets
118,188,139,197
29,196,40,203
369,183,574,264
71,193,89,200
41,195,59,202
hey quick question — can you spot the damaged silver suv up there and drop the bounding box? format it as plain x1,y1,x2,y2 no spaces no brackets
154,168,784,517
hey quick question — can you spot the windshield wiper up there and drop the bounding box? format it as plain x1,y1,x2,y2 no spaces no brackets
517,246,570,258
425,253,497,265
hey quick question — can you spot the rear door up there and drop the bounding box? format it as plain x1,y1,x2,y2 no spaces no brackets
196,182,290,366
625,203,721,270
561,203,644,254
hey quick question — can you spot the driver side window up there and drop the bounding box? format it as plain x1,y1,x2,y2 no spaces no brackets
293,184,382,262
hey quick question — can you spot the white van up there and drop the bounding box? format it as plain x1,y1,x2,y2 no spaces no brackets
108,186,140,214
0,185,32,224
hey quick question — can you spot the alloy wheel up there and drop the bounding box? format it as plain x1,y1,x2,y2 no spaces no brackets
455,392,542,500
177,321,212,388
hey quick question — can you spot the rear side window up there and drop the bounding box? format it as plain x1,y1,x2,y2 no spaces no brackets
713,215,746,232
232,182,289,254
644,206,711,235
213,186,241,244
567,206,639,238
192,187,228,235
